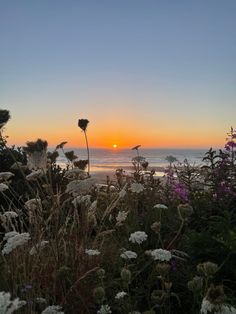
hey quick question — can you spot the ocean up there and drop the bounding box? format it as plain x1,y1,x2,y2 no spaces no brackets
57,148,207,175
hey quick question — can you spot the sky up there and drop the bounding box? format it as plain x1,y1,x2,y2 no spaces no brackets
0,0,236,149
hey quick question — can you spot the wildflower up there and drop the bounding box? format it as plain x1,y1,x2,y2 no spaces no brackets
29,240,49,255
130,183,144,193
25,198,42,212
177,204,193,220
64,150,78,162
78,119,89,131
0,291,26,313
116,211,129,225
97,304,112,314
200,298,236,314
131,145,141,150
72,195,92,207
187,276,203,292
129,231,148,244
93,287,105,303
3,231,18,241
0,109,10,129
41,305,64,314
64,168,87,180
0,172,14,181
23,139,48,171
56,141,67,150
1,211,18,220
120,250,137,260
66,178,97,196
115,291,127,299
153,204,168,209
0,183,9,192
197,262,218,277
85,249,100,256
26,169,44,181
151,222,161,234
2,232,31,255
35,297,47,304
121,268,131,283
150,249,172,261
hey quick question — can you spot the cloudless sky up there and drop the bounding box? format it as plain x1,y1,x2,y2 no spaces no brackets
0,0,236,148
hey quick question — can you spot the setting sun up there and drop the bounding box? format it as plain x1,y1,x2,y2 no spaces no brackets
113,144,117,148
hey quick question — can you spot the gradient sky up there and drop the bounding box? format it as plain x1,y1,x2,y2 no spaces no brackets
0,0,236,148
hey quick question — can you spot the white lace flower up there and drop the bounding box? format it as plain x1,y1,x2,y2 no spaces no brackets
3,231,19,241
0,183,9,192
154,204,168,209
2,232,31,255
130,183,144,193
0,291,26,314
41,305,64,314
26,169,44,181
29,240,49,255
150,249,172,261
129,231,148,244
200,298,236,314
0,172,14,181
85,249,100,256
25,198,42,211
66,178,97,196
116,211,129,224
35,297,46,304
115,291,127,299
97,304,112,314
120,250,137,260
2,211,18,219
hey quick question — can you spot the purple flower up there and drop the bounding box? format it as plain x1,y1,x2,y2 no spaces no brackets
174,183,188,202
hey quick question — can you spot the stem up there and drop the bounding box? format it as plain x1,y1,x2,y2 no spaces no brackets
84,130,90,175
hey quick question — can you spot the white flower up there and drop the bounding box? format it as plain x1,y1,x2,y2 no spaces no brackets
2,211,18,219
115,291,127,299
2,232,31,255
129,231,148,244
130,183,144,193
25,198,42,211
150,249,172,261
200,298,236,314
0,291,26,314
97,304,112,314
85,249,100,256
72,195,92,207
41,305,64,314
0,172,14,181
154,204,168,209
120,250,137,260
3,231,19,241
66,178,97,196
116,211,129,225
29,240,49,255
27,150,47,171
26,169,44,181
0,183,8,192
35,297,46,304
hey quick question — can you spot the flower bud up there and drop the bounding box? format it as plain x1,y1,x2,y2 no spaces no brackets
151,290,167,304
93,287,105,303
121,268,131,284
156,263,170,276
206,284,225,305
151,221,161,234
177,204,193,220
197,262,218,277
97,268,106,279
187,276,203,292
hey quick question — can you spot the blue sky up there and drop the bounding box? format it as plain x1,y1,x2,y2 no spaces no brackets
0,0,236,148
